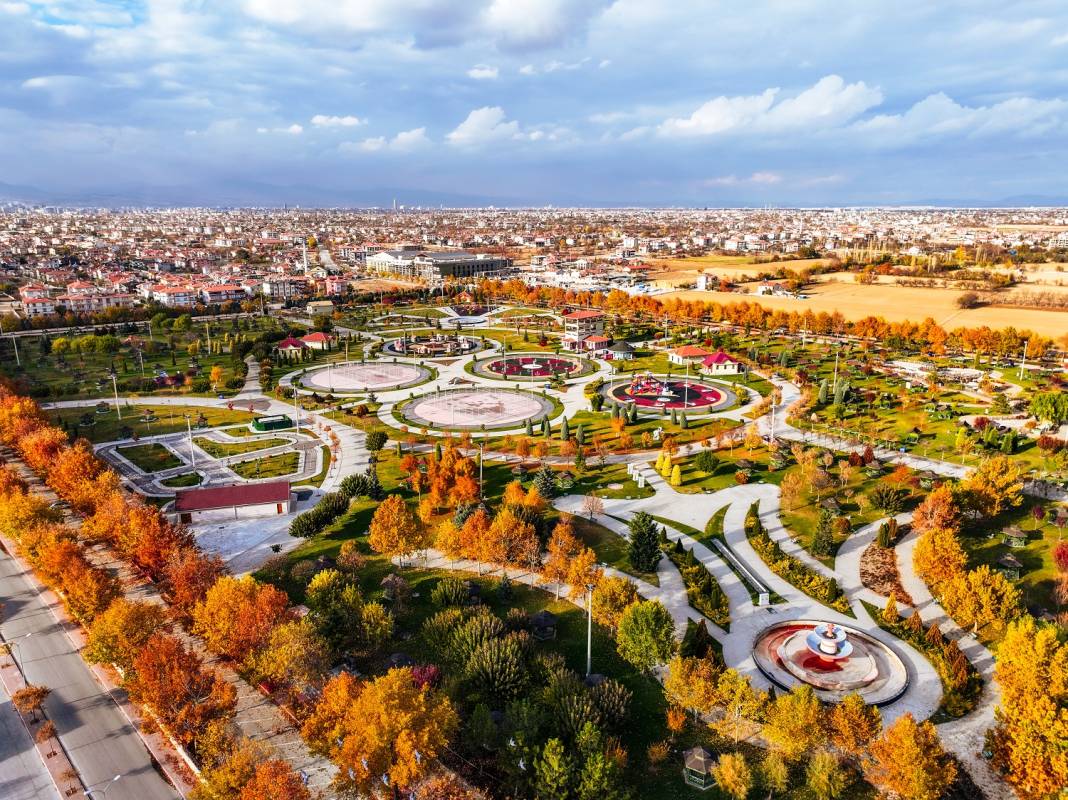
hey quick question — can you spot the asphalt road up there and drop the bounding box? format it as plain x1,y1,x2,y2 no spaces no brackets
0,548,178,800
0,679,59,800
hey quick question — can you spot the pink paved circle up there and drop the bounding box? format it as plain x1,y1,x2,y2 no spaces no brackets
301,362,427,391
404,389,551,429
608,375,732,410
485,355,581,377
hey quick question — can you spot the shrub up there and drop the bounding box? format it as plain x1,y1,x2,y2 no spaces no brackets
432,577,469,608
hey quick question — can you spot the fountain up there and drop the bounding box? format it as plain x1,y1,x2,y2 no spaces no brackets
752,619,909,705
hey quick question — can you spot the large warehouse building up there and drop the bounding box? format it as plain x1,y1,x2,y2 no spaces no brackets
367,247,511,280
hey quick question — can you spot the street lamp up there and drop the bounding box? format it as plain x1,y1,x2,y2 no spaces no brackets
0,631,34,672
184,414,196,468
85,774,123,798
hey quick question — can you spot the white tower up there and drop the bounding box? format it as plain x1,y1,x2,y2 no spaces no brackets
302,240,309,274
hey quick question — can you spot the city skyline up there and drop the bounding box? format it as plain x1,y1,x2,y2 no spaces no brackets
4,1,1068,207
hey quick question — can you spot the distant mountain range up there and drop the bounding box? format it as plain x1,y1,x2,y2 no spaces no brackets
2,180,1068,210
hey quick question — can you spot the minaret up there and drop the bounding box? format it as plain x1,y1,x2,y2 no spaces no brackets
302,240,309,274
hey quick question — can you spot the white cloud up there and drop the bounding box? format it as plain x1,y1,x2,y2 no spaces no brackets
311,114,362,127
390,126,429,150
447,106,521,146
519,64,537,75
658,75,882,138
257,123,303,134
467,64,498,80
1053,32,1068,45
483,0,607,51
342,127,429,153
703,171,781,187
855,92,1068,144
588,111,628,124
598,59,611,68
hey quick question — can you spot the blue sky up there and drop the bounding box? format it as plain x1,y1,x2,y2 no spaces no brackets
3,0,1068,206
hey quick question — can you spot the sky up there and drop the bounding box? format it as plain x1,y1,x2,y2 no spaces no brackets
3,0,1068,207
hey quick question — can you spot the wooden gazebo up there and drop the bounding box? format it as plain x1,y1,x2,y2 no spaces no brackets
682,746,715,790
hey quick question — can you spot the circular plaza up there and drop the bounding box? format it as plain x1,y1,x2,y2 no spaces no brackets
398,388,555,431
472,353,595,381
299,361,431,393
381,333,481,358
752,620,909,705
603,373,736,414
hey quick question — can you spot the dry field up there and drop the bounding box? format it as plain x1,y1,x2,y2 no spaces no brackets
352,277,419,292
648,255,832,287
660,281,1068,338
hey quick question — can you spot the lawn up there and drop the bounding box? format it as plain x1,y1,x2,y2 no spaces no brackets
965,500,1067,615
294,446,332,489
160,472,203,488
116,442,183,472
231,451,300,479
571,515,659,586
668,445,787,494
193,435,289,458
48,403,257,443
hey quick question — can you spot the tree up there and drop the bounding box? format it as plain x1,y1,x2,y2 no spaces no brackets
616,600,676,671
461,507,494,575
192,575,290,662
249,618,330,690
864,714,956,800
192,734,266,799
366,429,388,453
990,616,1068,800
1030,391,1068,425
712,752,751,800
533,467,557,501
812,508,836,557
763,684,825,761
368,494,427,565
962,454,1024,517
761,751,789,797
591,575,638,630
85,598,166,674
128,633,236,746
534,738,573,800
305,569,391,655
11,684,50,722
939,565,1021,633
543,518,582,598
163,549,226,621
827,692,881,760
663,656,719,719
581,492,604,520
912,526,967,590
238,759,311,800
627,512,661,573
807,750,847,800
333,668,458,796
301,671,363,755
565,547,602,601
713,668,767,744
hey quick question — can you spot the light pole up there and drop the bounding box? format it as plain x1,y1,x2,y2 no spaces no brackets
585,583,595,677
185,414,196,468
0,631,34,673
85,774,123,799
111,373,122,420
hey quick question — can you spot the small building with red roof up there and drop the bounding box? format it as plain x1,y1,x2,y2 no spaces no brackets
171,480,294,523
301,331,335,350
275,336,308,354
668,344,712,365
701,349,741,375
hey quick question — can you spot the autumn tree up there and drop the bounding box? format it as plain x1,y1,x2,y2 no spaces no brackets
864,713,956,800
332,668,458,796
911,484,960,535
939,564,1021,634
591,575,639,630
163,548,226,621
460,506,494,575
713,668,767,744
827,692,881,760
369,495,428,565
962,454,1024,517
663,656,719,720
238,759,311,800
543,517,582,598
990,616,1068,799
488,506,538,568
302,671,363,756
85,598,167,674
248,619,330,690
127,633,237,747
806,750,848,800
712,752,751,800
11,684,50,722
616,600,676,671
192,575,289,662
912,526,967,590
763,684,826,761
565,546,602,601
305,569,392,656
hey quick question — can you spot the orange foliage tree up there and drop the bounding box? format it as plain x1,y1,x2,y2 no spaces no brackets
864,713,956,800
192,575,290,662
237,759,311,800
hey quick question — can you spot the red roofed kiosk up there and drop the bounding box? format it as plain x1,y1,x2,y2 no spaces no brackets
171,480,294,524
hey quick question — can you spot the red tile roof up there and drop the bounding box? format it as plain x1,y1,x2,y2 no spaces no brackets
276,337,308,349
702,350,738,365
174,481,291,512
673,345,711,358
301,332,333,343
563,310,604,320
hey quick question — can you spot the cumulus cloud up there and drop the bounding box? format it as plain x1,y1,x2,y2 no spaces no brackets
482,0,608,51
311,114,362,127
703,171,781,186
855,92,1068,143
447,106,521,146
342,127,429,153
658,75,882,137
256,123,303,134
467,64,498,79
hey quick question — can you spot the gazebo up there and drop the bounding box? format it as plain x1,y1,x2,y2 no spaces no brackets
530,610,558,641
1002,526,1028,549
997,554,1024,581
682,746,716,790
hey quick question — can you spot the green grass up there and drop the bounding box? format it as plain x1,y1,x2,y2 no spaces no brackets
571,515,659,586
231,451,300,479
571,463,654,499
669,447,786,494
193,435,288,458
160,472,202,488
700,507,729,543
48,404,257,443
117,442,182,472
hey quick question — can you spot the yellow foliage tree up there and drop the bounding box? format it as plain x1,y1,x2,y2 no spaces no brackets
663,656,720,720
990,616,1068,799
763,684,826,762
827,692,881,760
368,495,426,565
912,526,967,590
864,713,956,800
962,454,1024,517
